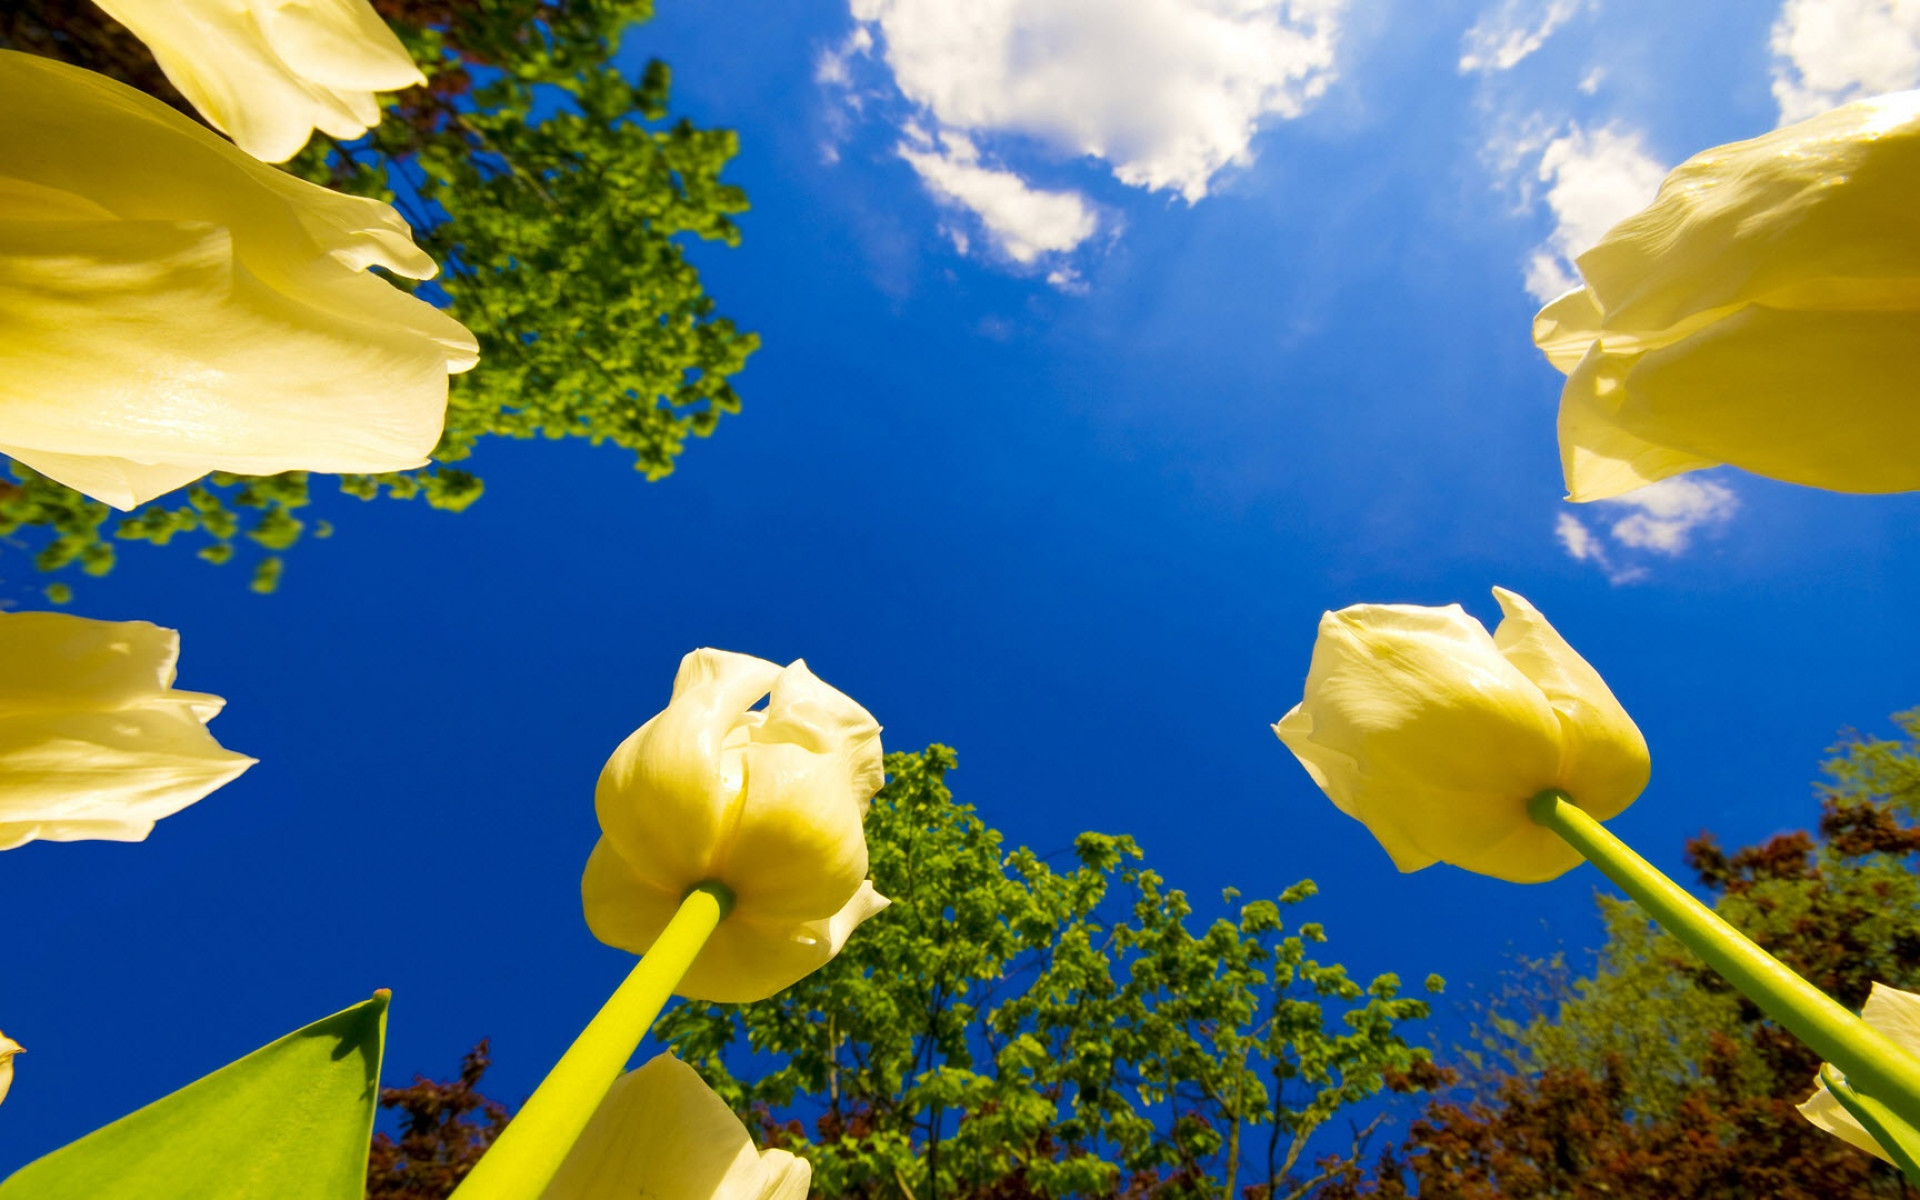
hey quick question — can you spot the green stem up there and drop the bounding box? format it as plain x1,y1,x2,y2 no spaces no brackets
1529,789,1920,1132
1822,1064,1920,1185
449,883,734,1200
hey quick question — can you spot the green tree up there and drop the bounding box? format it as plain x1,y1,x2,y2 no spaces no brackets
1,0,755,594
654,746,1444,1200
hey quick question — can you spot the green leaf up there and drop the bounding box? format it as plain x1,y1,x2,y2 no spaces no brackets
0,991,389,1200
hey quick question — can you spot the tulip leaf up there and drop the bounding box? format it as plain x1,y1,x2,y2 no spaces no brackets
0,992,388,1200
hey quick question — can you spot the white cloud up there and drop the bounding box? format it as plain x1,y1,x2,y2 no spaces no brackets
1604,477,1738,555
1557,478,1739,583
1459,0,1591,74
897,131,1101,267
848,0,1344,203
1519,123,1668,300
1771,0,1920,124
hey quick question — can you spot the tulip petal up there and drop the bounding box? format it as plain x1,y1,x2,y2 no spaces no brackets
1557,343,1722,503
0,218,450,506
0,1033,19,1108
1276,604,1565,881
93,0,418,163
0,53,476,508
1532,286,1604,374
757,659,885,816
0,611,253,850
256,0,425,93
595,650,786,896
1576,92,1920,341
677,882,891,1004
0,613,184,714
1606,305,1920,495
579,836,686,959
1799,984,1920,1165
1491,588,1649,830
720,661,881,926
541,1054,810,1200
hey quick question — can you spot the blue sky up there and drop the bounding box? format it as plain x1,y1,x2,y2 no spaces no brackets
5,0,1920,1173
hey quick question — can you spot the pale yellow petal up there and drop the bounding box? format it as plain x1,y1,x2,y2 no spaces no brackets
0,709,255,845
1798,1077,1894,1164
756,659,885,815
0,448,209,513
255,0,424,92
675,881,890,1004
0,612,182,715
0,218,449,506
1273,705,1437,873
758,1151,813,1200
540,1054,771,1200
1556,344,1721,503
1277,604,1564,881
0,52,475,507
1491,588,1649,831
1532,286,1604,374
94,0,420,163
1605,305,1920,495
1575,92,1920,340
1862,983,1920,1056
594,650,785,897
0,1033,19,1108
579,836,685,958
0,611,252,849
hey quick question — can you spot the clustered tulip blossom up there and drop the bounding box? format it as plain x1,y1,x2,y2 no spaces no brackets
1535,90,1920,502
1274,587,1649,883
92,0,424,163
0,1033,19,1107
1801,984,1920,1162
0,610,254,850
0,51,477,511
583,649,888,1003
540,1054,810,1200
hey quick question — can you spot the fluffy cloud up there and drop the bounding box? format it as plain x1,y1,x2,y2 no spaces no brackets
830,0,1345,277
1519,123,1668,300
1771,0,1920,124
1557,478,1739,583
1459,0,1591,74
896,131,1100,265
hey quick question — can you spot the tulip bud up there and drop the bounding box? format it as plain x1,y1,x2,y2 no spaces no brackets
583,649,888,1002
0,1033,19,1107
0,610,254,849
540,1053,809,1200
92,0,424,164
1274,588,1649,883
0,51,477,511
1535,91,1920,501
1800,983,1920,1164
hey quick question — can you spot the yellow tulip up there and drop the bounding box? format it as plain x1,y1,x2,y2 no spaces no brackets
0,51,477,511
0,610,254,849
583,649,889,1003
1274,587,1649,883
91,0,423,164
1801,983,1920,1163
0,1033,19,1107
1534,91,1920,501
540,1054,809,1200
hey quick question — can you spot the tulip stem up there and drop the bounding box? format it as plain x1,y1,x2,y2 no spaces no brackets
448,883,734,1200
1529,789,1920,1134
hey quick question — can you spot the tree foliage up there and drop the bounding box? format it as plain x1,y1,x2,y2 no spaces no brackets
0,0,754,594
654,746,1444,1200
1328,709,1920,1198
